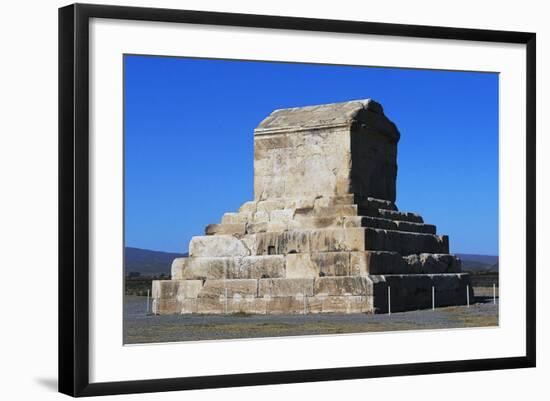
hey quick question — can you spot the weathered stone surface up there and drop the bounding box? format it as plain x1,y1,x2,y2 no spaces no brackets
264,296,308,314
308,228,364,252
198,279,258,298
285,254,318,278
221,212,250,224
314,276,369,296
344,216,436,234
171,257,188,280
286,252,352,278
369,273,471,313
259,278,314,297
364,228,448,255
229,255,286,279
355,251,403,275
403,253,462,274
310,295,372,313
374,209,424,223
175,257,233,280
152,298,180,315
205,223,246,236
189,235,250,257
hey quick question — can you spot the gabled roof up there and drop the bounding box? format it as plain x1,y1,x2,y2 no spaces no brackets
254,99,398,140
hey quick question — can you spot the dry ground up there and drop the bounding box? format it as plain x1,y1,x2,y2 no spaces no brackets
124,293,498,344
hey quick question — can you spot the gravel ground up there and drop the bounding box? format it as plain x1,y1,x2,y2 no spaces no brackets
124,294,499,344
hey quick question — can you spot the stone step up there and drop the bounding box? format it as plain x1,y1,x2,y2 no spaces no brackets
361,208,424,223
173,251,459,282
152,273,472,315
190,227,448,258
370,273,472,313
210,213,434,236
171,255,286,280
359,251,461,274
245,228,366,255
343,216,436,234
364,227,448,255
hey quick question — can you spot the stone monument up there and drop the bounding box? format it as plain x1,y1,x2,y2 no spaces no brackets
152,99,472,314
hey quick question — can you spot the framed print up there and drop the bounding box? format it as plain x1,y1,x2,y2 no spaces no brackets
58,3,536,397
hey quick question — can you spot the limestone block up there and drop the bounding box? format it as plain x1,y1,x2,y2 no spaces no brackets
266,221,288,232
252,230,310,255
265,296,308,314
239,201,257,213
376,209,424,223
246,221,268,234
259,278,314,297
349,252,368,276
196,297,226,314
403,253,462,274
227,255,286,279
228,297,267,314
179,257,234,280
394,220,436,234
287,197,315,210
252,210,270,223
314,252,350,276
317,295,371,313
179,299,198,314
256,199,286,213
198,279,258,298
331,194,356,205
270,208,295,222
286,254,318,278
171,257,188,280
286,252,351,278
314,204,358,218
189,235,250,257
352,251,404,275
221,212,250,224
314,276,369,296
309,228,364,252
361,197,397,211
176,280,203,299
152,298,180,315
349,216,436,235
205,223,246,236
152,280,177,299
364,228,448,255
152,280,203,301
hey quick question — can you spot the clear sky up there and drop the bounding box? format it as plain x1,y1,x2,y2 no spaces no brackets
124,55,499,256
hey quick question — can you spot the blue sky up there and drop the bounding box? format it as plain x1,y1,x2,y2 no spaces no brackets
124,55,499,255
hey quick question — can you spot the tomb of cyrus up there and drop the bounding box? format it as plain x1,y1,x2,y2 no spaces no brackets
152,99,472,314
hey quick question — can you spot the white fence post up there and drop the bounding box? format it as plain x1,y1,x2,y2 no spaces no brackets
146,289,150,314
303,285,307,315
493,283,497,304
466,284,470,308
432,286,435,310
388,286,391,315
224,287,228,315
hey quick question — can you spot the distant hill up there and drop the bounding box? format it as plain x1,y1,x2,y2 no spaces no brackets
456,253,499,273
125,247,187,276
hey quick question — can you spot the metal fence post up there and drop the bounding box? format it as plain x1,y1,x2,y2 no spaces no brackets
388,286,391,315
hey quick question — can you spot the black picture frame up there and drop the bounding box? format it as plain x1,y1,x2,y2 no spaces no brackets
58,3,536,397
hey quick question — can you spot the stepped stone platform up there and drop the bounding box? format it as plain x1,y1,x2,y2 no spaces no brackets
152,99,472,315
